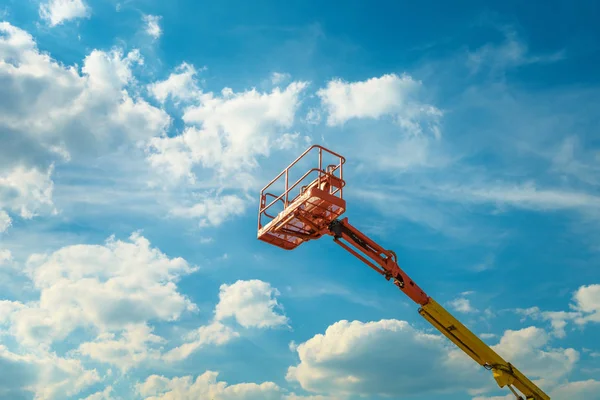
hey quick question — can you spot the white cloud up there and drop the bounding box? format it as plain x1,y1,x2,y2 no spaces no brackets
215,280,289,329
480,333,497,340
0,22,170,224
77,323,165,372
39,0,90,26
472,394,512,400
148,62,201,104
316,73,442,133
456,183,600,212
516,284,600,337
163,280,290,363
473,379,600,400
146,80,308,180
137,371,283,400
81,386,114,400
143,15,162,39
0,210,11,233
274,132,309,150
136,371,330,400
0,344,100,400
305,107,321,125
551,135,600,187
0,249,11,265
315,73,444,174
1,232,197,349
449,297,477,313
0,22,168,155
467,27,564,74
550,379,600,400
271,72,291,85
170,194,247,228
286,319,485,397
286,319,575,398
0,165,56,219
363,180,600,241
572,284,600,325
491,326,578,381
145,66,308,228
163,321,239,362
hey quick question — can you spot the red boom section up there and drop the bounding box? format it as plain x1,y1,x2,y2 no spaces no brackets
328,218,430,306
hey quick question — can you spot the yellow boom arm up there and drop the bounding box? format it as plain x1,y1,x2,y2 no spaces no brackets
420,298,550,400
329,217,550,400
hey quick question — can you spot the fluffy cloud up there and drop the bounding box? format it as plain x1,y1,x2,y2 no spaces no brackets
473,379,600,400
314,73,444,173
449,297,477,313
137,371,283,400
0,345,100,400
1,242,293,396
39,0,90,26
170,194,247,228
286,319,485,397
81,386,115,400
136,371,331,400
143,15,162,39
0,165,56,219
491,326,578,381
148,62,201,104
549,379,600,400
162,321,239,362
162,279,289,363
145,74,308,227
317,73,442,133
467,27,564,75
516,284,600,337
77,324,166,372
0,210,10,233
572,284,600,324
0,232,197,349
271,72,291,85
286,319,574,398
0,249,11,265
146,79,308,180
214,279,289,329
449,183,600,212
0,22,170,224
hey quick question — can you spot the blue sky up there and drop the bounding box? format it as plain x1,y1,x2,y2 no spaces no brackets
0,0,599,399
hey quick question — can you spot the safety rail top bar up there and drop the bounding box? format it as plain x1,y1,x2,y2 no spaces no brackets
258,145,346,233
259,166,344,217
261,166,344,209
259,145,346,194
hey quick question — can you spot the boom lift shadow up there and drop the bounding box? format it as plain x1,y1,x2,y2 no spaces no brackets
257,145,550,400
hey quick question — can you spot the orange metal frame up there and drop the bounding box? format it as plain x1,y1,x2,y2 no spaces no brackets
257,145,347,250
257,144,428,304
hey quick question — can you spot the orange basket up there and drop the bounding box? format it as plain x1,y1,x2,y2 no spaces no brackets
258,145,346,250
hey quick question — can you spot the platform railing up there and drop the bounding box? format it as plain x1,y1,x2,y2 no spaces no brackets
258,145,345,231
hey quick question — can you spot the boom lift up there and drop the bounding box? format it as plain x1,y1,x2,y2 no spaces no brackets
257,145,550,400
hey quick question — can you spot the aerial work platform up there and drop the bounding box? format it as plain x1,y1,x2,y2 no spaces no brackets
256,144,550,400
257,145,346,250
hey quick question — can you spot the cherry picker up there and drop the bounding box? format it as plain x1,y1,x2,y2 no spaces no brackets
257,145,550,400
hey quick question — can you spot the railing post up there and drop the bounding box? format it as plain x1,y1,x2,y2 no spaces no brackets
319,147,322,171
258,192,263,230
318,147,323,188
285,168,289,207
339,156,343,198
